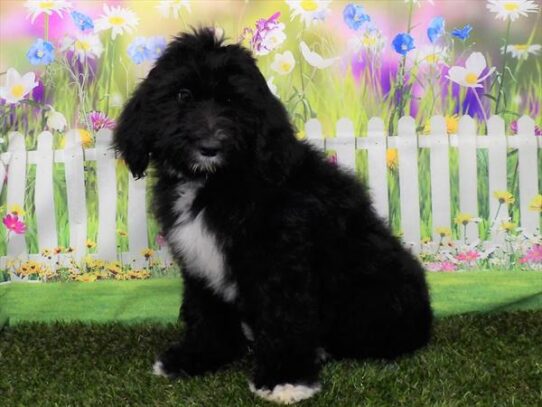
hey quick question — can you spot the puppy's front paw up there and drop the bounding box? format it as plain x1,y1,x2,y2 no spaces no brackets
152,360,172,378
249,382,321,405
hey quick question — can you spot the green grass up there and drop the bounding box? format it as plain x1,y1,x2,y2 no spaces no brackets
1,271,542,326
0,312,541,406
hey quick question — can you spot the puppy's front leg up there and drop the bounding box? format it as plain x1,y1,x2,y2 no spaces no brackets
153,273,247,378
248,270,322,404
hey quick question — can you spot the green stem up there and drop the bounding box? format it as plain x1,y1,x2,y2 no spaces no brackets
105,39,117,116
44,14,49,42
494,19,511,114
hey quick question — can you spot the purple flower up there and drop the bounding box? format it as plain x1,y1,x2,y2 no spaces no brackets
510,120,542,136
88,111,116,132
392,33,415,56
249,12,286,56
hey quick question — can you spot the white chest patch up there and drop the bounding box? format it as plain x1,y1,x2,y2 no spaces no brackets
167,181,237,302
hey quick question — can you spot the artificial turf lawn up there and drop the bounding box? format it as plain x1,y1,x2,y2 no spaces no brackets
0,312,541,406
1,271,542,325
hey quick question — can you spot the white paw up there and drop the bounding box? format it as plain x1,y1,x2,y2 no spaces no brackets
249,382,321,404
152,360,169,378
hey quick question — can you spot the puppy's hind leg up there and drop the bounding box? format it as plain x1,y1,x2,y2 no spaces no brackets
153,274,247,378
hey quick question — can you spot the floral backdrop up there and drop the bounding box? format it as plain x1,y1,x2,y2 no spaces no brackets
0,0,541,283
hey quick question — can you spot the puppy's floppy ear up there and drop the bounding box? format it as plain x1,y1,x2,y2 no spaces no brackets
113,82,152,179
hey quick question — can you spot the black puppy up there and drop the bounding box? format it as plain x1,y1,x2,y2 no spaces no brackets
114,28,432,404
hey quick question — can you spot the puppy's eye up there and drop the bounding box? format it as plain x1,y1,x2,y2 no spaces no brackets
177,88,192,104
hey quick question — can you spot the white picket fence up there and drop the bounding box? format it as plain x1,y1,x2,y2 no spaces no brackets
0,115,540,271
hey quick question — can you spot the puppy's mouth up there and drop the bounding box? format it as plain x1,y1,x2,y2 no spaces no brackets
191,153,222,174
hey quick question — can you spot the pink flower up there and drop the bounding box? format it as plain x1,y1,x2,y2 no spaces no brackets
327,154,337,166
88,111,116,132
3,214,26,234
155,232,166,248
456,250,481,263
426,261,457,272
510,120,542,136
519,244,542,264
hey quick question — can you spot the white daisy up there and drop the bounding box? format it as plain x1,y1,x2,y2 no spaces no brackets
46,107,67,131
0,68,39,104
260,26,287,55
348,29,386,54
300,41,339,69
94,5,139,40
446,52,495,88
62,33,103,62
486,0,539,22
285,0,331,26
416,45,448,66
501,43,541,59
156,0,191,19
24,0,72,24
270,51,296,75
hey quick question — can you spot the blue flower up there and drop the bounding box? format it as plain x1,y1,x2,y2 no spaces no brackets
127,37,152,64
427,16,445,43
26,39,55,65
146,36,167,61
70,11,94,31
392,33,415,56
343,4,371,31
452,24,472,41
128,37,168,64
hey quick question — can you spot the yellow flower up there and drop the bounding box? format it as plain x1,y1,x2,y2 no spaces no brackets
86,239,96,249
41,248,52,258
493,191,515,205
455,213,473,226
500,221,517,232
386,148,398,170
296,130,306,140
528,194,542,212
421,237,431,245
445,115,459,134
8,203,26,217
435,227,452,238
54,246,63,255
76,273,97,282
106,261,122,274
78,129,93,147
117,229,128,237
424,115,459,135
141,248,154,259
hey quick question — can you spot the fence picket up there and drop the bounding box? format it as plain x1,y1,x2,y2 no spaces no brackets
366,117,389,221
64,130,87,260
487,116,507,242
429,116,452,242
305,118,324,151
95,129,117,261
331,118,356,171
6,132,27,259
397,116,421,252
457,116,479,243
517,116,539,234
35,131,58,252
128,174,149,267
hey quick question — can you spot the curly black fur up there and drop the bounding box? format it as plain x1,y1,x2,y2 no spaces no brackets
114,27,432,396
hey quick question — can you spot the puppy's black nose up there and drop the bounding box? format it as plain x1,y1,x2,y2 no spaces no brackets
200,146,220,157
